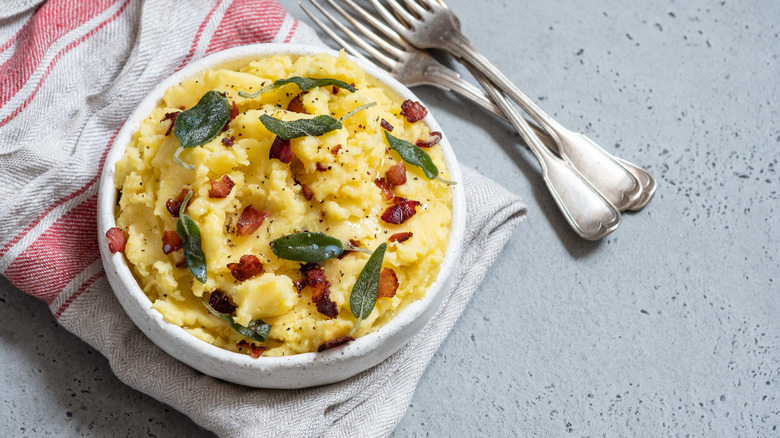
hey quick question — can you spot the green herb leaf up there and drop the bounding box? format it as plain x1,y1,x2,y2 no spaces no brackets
384,131,439,180
202,299,271,342
350,242,387,332
271,232,344,262
339,101,377,121
238,77,356,99
176,190,207,283
259,114,342,140
173,91,232,149
274,77,356,93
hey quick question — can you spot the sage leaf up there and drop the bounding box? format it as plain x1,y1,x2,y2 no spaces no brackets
339,101,377,121
174,91,231,149
260,114,342,140
176,190,207,283
238,77,356,99
202,299,271,342
274,77,356,93
350,242,387,332
384,131,439,180
271,232,344,262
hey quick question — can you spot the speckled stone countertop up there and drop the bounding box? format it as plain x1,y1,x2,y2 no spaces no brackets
1,0,777,436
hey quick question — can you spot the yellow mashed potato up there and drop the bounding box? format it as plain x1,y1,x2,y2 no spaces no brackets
113,51,452,357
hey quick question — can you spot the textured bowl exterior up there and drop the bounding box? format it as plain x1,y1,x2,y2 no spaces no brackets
97,44,466,389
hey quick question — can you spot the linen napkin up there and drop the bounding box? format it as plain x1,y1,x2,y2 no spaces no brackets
0,1,526,436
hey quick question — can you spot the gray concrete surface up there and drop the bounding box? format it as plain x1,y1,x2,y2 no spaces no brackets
1,0,778,436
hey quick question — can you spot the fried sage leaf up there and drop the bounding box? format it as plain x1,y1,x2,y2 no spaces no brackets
260,114,342,140
350,242,387,332
238,76,357,99
271,232,344,262
384,131,456,184
175,190,207,283
174,91,232,148
202,299,271,342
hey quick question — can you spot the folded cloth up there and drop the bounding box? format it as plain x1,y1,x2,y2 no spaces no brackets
0,1,526,437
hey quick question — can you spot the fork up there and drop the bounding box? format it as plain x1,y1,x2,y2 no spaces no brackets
302,0,622,239
368,0,648,212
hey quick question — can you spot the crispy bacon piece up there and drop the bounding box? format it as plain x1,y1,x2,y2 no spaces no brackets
330,144,341,155
162,230,182,254
381,197,421,225
385,161,406,188
378,267,399,298
389,232,413,243
304,266,338,318
209,290,237,314
227,254,264,281
287,95,308,114
316,162,327,172
166,189,190,218
331,85,340,94
269,136,293,163
300,183,314,201
318,336,354,352
374,178,393,200
106,227,126,253
380,118,394,132
400,99,427,123
221,136,235,147
293,278,307,295
416,131,442,148
222,101,239,131
236,206,269,236
237,340,267,359
162,111,180,136
208,175,235,198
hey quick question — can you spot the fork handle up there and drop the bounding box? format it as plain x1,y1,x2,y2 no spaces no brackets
473,70,621,240
427,62,656,210
442,31,644,211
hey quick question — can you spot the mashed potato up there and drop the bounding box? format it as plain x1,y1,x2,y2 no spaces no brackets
113,51,452,357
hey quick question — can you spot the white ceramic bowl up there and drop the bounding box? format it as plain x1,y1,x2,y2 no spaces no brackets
97,43,465,389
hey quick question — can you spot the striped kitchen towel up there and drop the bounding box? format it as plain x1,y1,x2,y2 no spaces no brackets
0,1,525,437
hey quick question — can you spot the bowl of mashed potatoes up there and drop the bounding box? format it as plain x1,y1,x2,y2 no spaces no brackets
97,43,465,388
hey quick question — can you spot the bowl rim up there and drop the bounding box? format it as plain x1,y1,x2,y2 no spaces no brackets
97,43,466,377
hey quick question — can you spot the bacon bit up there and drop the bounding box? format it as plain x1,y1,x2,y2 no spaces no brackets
269,136,293,163
286,95,308,114
318,336,354,352
331,85,340,94
385,161,407,188
381,197,421,225
389,232,413,243
236,206,269,236
221,136,235,147
208,175,235,198
227,254,264,281
330,144,342,155
222,101,239,131
162,230,182,254
316,162,327,172
161,111,180,136
300,183,314,201
166,189,191,218
106,227,126,253
305,266,338,319
400,99,428,123
237,340,267,359
415,131,442,148
209,290,237,314
380,118,394,132
374,178,394,200
293,278,307,296
378,267,399,298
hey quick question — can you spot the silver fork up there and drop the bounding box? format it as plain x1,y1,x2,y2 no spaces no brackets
302,0,622,239
368,0,649,212
300,0,655,213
